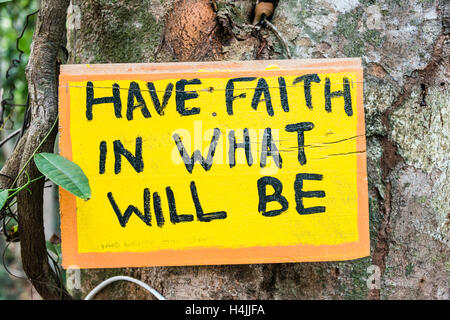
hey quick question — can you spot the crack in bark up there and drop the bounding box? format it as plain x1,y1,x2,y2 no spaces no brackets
369,20,448,299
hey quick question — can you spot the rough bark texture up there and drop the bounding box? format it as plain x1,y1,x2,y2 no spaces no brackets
14,0,72,300
67,0,449,299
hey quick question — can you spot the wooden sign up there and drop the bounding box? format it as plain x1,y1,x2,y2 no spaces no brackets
59,59,368,268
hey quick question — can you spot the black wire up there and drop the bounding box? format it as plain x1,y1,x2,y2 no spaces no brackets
0,173,13,182
0,206,17,238
47,249,65,299
1,9,39,126
0,128,20,148
2,240,70,299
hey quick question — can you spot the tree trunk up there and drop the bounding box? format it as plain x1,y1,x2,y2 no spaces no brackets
66,0,449,299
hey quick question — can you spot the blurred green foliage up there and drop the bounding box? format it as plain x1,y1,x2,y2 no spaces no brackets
0,0,38,300
0,0,37,132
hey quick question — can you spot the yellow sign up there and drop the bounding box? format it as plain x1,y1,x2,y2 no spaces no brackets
59,59,368,268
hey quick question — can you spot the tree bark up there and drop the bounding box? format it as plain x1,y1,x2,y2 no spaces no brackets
14,0,72,300
66,0,449,299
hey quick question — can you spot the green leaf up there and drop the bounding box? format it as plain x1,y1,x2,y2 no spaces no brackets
0,1,13,4
34,153,91,200
46,241,62,263
0,189,8,210
45,240,54,252
46,240,61,256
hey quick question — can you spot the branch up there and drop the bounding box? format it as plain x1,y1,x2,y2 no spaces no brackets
15,0,72,300
0,131,29,189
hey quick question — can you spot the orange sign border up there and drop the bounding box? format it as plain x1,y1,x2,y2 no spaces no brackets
59,58,368,269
